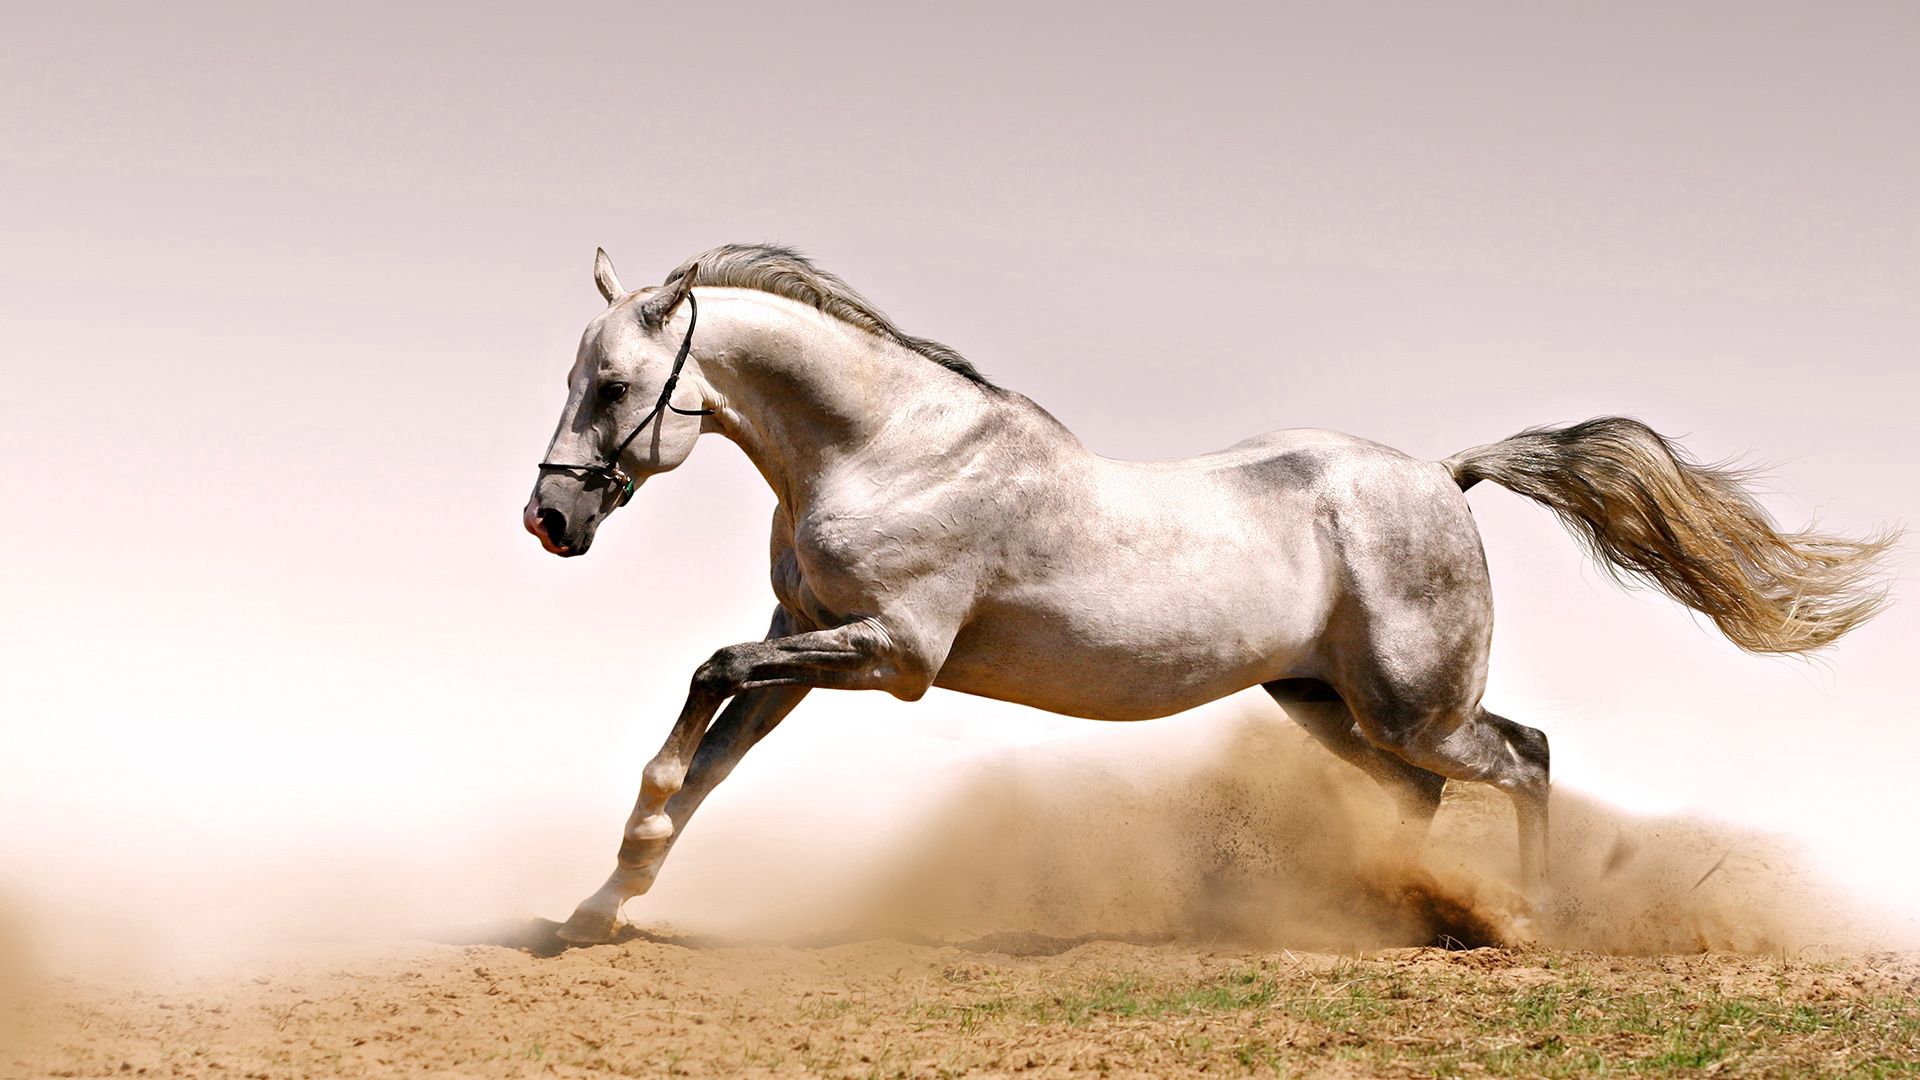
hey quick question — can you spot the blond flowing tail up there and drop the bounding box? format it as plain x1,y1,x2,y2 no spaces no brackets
1446,417,1896,654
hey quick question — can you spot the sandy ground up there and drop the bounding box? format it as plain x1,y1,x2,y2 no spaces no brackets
8,719,1917,1077
8,931,1919,1078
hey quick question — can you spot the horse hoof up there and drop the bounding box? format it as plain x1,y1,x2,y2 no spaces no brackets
555,907,620,945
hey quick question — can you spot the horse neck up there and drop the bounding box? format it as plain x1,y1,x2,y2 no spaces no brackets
694,290,992,510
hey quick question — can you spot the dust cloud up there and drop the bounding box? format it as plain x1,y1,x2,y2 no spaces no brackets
840,706,1916,957
2,702,1911,988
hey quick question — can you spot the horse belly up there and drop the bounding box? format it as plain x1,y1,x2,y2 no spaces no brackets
934,551,1331,721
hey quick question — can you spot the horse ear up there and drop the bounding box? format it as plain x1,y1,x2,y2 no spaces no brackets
593,247,625,304
639,262,698,328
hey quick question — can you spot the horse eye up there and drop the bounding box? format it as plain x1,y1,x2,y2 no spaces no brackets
597,382,628,404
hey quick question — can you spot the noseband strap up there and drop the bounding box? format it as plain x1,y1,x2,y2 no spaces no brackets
536,292,713,504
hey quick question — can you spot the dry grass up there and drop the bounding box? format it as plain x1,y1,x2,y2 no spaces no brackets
889,949,1920,1077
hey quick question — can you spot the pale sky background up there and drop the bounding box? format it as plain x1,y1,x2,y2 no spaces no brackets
2,2,1916,966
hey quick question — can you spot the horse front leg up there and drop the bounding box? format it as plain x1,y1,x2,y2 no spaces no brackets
558,614,909,944
558,682,807,943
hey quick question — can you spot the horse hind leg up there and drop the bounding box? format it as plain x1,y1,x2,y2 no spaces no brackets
1263,678,1447,833
1349,698,1552,892
1480,710,1550,890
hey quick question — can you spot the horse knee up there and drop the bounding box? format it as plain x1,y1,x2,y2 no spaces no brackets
691,649,748,700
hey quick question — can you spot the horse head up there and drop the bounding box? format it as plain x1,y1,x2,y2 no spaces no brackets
524,249,707,556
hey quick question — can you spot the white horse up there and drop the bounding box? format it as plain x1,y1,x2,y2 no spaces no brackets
526,244,1892,944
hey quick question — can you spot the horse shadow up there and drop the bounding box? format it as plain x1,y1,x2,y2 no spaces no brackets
432,917,1191,960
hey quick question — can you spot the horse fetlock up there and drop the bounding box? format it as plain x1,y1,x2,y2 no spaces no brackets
625,812,675,844
634,762,685,825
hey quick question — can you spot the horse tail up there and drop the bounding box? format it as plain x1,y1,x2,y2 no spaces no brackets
1445,416,1896,654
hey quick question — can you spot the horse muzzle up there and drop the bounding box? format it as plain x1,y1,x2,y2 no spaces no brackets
523,497,594,557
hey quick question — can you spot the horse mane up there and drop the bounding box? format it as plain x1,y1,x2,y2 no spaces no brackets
662,244,994,388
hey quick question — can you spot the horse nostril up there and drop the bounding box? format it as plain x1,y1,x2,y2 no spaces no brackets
537,507,567,542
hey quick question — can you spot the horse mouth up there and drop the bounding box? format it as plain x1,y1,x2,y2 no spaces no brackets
534,531,591,557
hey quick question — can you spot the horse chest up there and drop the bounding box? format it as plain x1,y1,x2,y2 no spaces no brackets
772,504,965,627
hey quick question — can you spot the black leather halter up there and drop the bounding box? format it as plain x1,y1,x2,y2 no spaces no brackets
536,292,713,505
